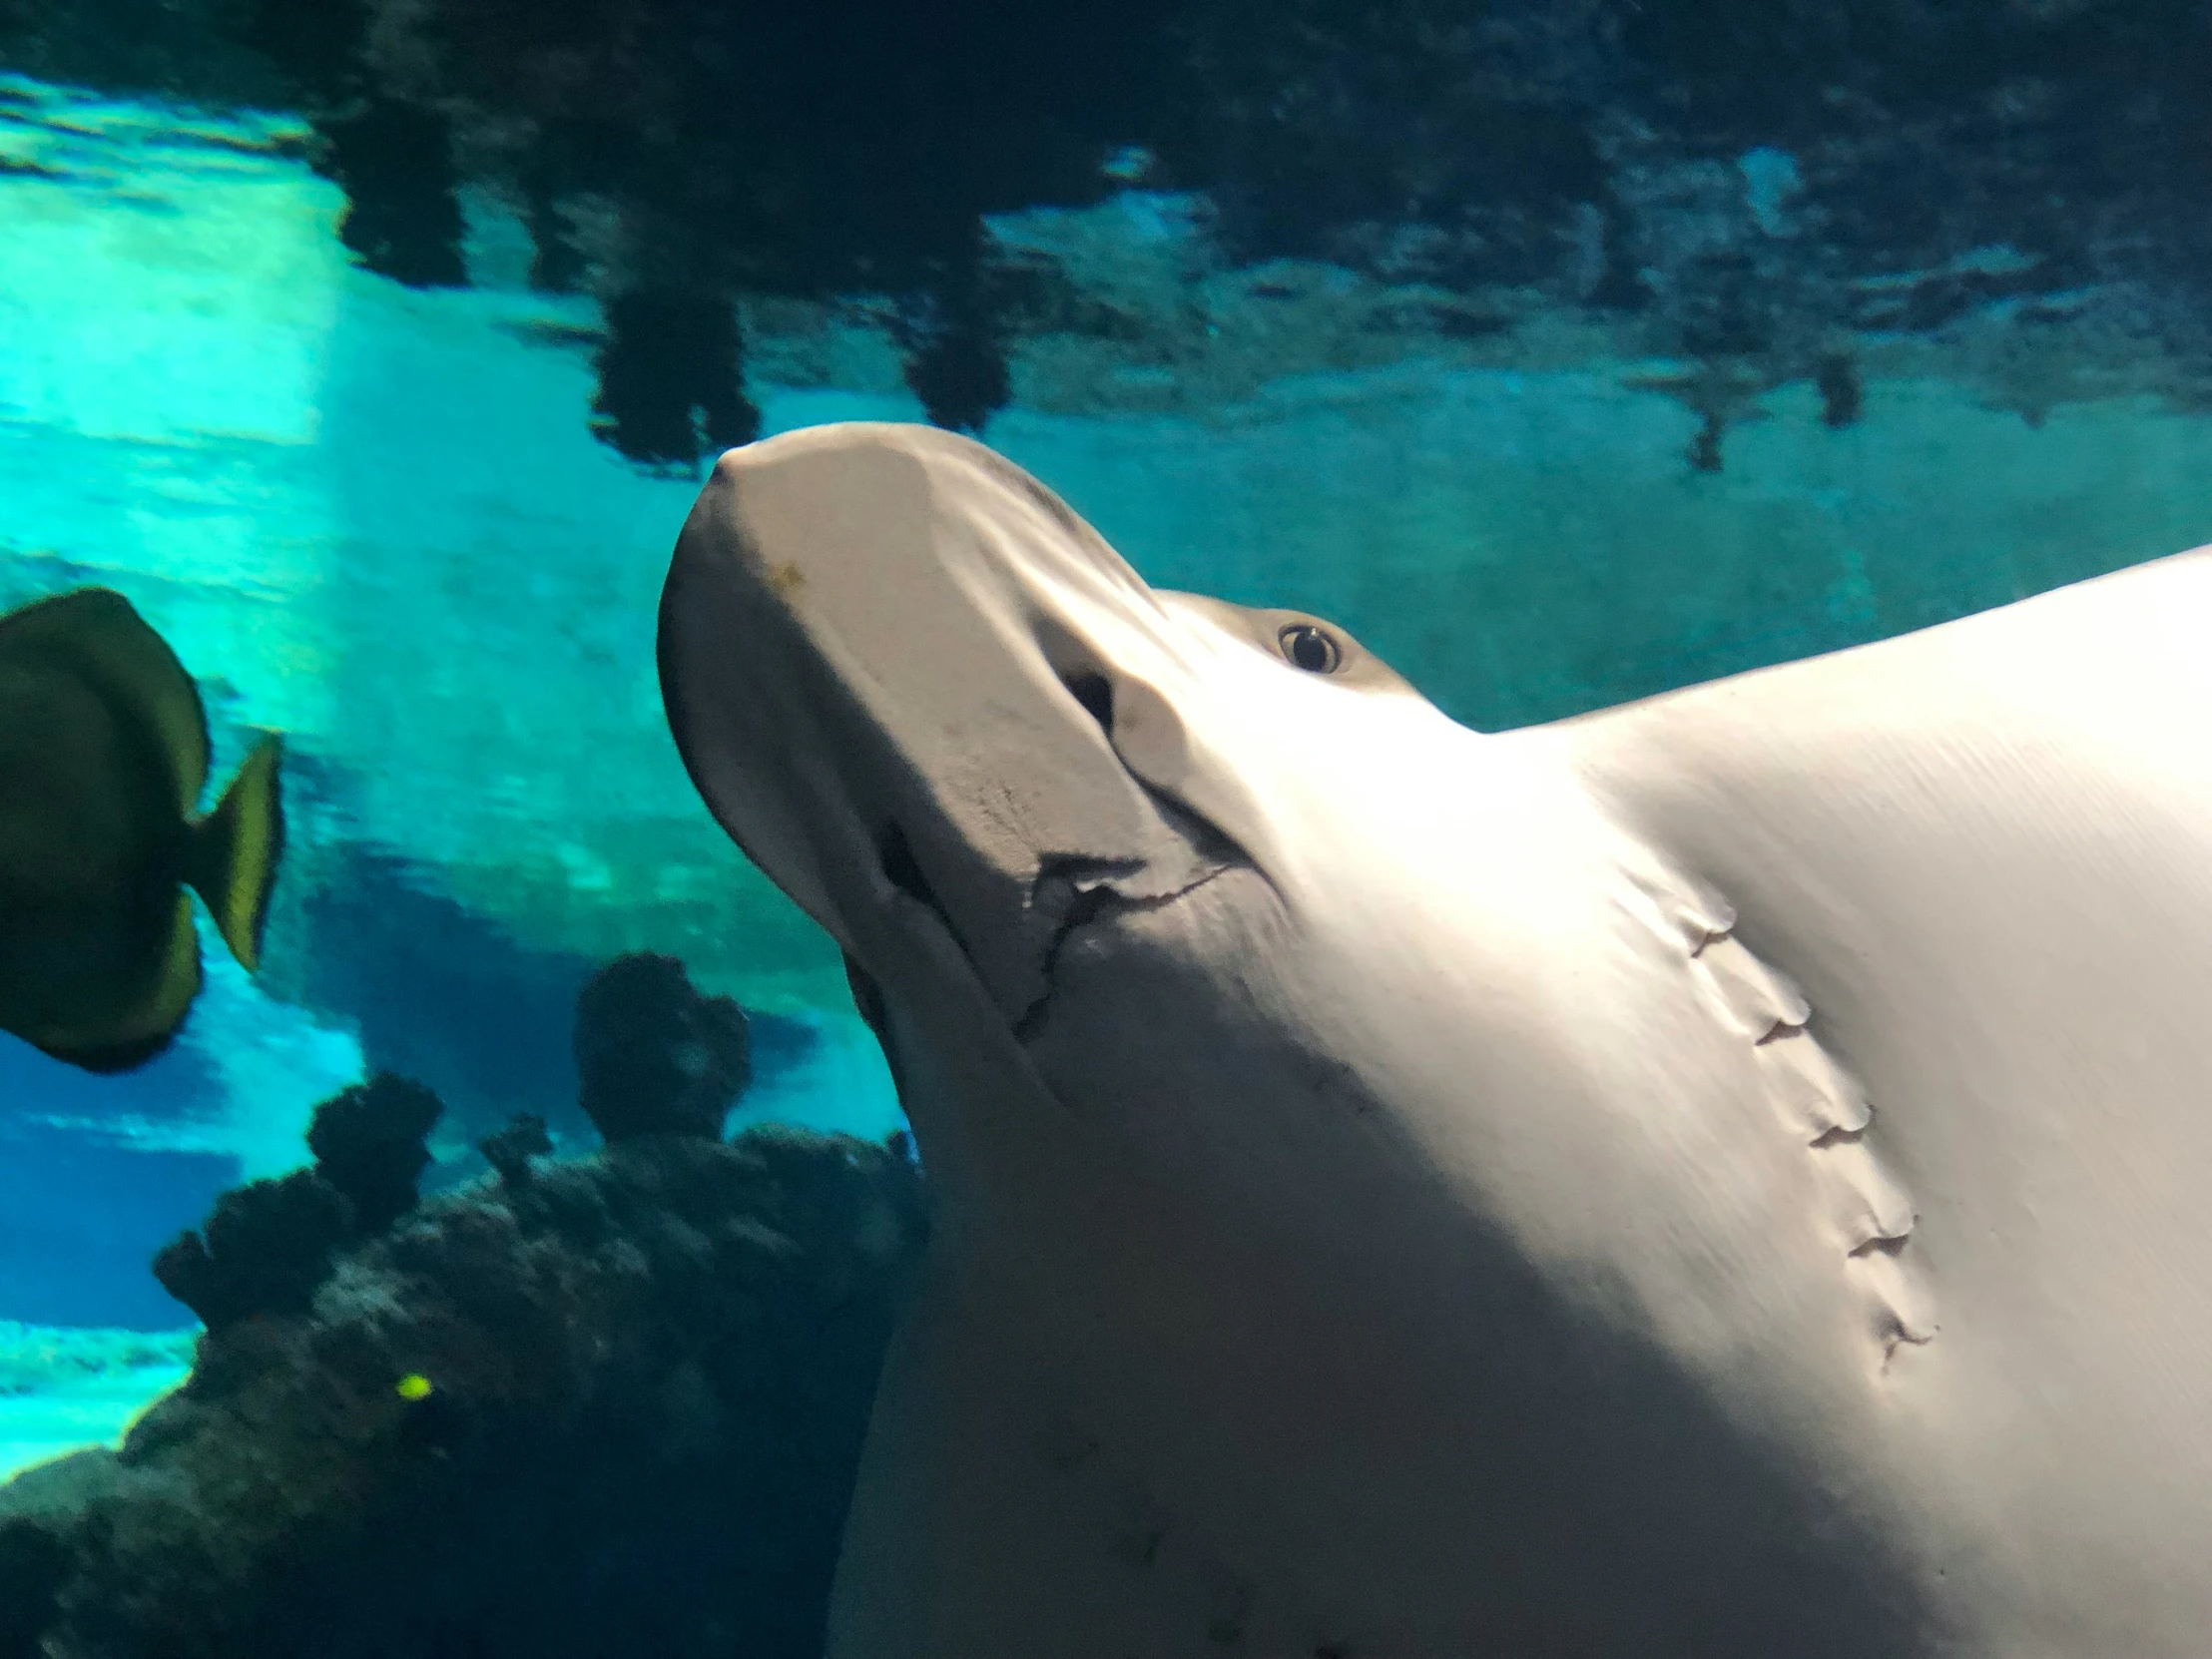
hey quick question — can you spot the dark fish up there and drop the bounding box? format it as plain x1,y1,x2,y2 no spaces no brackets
0,587,283,1072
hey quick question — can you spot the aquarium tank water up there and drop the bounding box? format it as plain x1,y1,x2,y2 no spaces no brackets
0,0,2206,1651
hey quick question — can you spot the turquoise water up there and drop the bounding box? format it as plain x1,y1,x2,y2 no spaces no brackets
0,22,2207,1528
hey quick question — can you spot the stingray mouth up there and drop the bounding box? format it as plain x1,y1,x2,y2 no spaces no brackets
861,778,1244,1050
1009,847,1236,1043
803,625,1261,1052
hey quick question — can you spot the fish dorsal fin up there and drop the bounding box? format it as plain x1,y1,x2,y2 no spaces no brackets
188,734,284,970
0,587,210,812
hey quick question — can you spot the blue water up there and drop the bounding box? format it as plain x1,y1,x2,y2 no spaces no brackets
0,1069,235,1330
0,39,2207,1472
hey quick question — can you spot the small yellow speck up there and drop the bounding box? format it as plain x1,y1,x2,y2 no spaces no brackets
766,560,806,597
395,1373,434,1401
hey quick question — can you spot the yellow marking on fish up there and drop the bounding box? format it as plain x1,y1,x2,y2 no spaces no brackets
395,1373,434,1401
766,560,806,597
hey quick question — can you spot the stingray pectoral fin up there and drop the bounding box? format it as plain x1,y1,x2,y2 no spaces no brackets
831,1261,1279,1659
33,892,202,1073
188,734,283,971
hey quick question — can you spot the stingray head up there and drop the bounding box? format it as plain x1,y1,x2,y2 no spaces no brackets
657,425,1423,1097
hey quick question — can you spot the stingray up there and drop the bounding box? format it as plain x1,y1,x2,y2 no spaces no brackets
658,421,2212,1658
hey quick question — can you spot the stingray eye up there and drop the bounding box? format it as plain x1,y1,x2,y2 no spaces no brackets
1278,623,1341,674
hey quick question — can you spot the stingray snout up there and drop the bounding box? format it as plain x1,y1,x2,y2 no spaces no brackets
662,422,1239,1037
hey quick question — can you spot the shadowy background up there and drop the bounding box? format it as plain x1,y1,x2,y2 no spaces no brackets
5,0,2204,462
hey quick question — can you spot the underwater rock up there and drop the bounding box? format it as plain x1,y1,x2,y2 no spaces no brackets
2,1126,927,1659
150,1169,354,1333
0,1516,69,1659
304,1072,445,1234
155,949,765,1334
575,952,753,1143
477,1111,553,1187
267,837,841,1152
153,1072,449,1330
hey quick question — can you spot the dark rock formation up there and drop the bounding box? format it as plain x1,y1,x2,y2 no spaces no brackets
153,1071,446,1330
0,1515,70,1659
478,1111,553,1187
260,835,830,1155
2,1126,927,1659
75,950,918,1655
575,953,753,1143
150,1169,354,1333
305,1073,445,1233
152,950,758,1342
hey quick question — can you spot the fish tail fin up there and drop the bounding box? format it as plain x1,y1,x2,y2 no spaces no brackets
189,734,285,971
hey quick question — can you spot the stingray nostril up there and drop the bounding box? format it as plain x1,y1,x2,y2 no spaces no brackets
877,822,940,911
877,822,979,969
1062,672,1115,738
879,817,964,922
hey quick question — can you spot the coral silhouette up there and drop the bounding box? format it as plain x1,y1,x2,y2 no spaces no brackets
16,1134,922,1657
150,1170,353,1332
7,953,921,1657
305,1073,445,1233
477,1112,552,1187
575,952,752,1143
0,1515,69,1659
153,1071,446,1330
